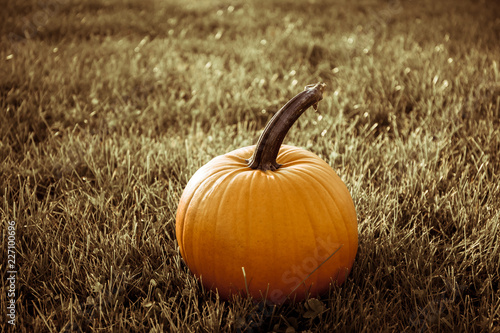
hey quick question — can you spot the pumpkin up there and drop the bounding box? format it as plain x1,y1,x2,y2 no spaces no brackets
176,83,358,303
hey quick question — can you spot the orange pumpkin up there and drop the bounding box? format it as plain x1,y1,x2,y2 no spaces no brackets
176,83,358,303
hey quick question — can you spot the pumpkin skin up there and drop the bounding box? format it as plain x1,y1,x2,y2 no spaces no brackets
176,144,358,303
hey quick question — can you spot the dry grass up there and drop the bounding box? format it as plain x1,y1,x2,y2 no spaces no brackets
1,0,499,331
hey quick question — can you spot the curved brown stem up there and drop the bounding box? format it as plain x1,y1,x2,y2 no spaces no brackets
247,82,326,171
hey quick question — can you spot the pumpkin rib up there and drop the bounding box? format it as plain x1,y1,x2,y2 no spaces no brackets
298,170,340,292
303,168,347,287
275,165,321,298
244,169,258,297
323,178,357,278
242,171,256,297
182,171,216,279
246,171,280,298
308,166,358,276
319,181,351,283
207,168,229,293
267,171,294,298
178,161,232,256
266,173,284,299
272,169,305,298
182,167,227,270
289,165,353,278
211,168,252,296
278,155,353,294
231,168,272,297
185,165,241,288
219,170,252,291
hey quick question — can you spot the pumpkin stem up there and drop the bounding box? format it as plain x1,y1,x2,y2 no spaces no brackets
247,82,326,171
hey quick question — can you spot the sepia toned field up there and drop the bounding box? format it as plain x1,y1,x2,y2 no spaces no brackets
1,0,499,331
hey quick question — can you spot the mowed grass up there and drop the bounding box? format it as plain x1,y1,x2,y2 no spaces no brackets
1,0,499,331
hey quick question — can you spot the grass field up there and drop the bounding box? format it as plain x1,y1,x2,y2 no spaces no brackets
1,0,499,331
